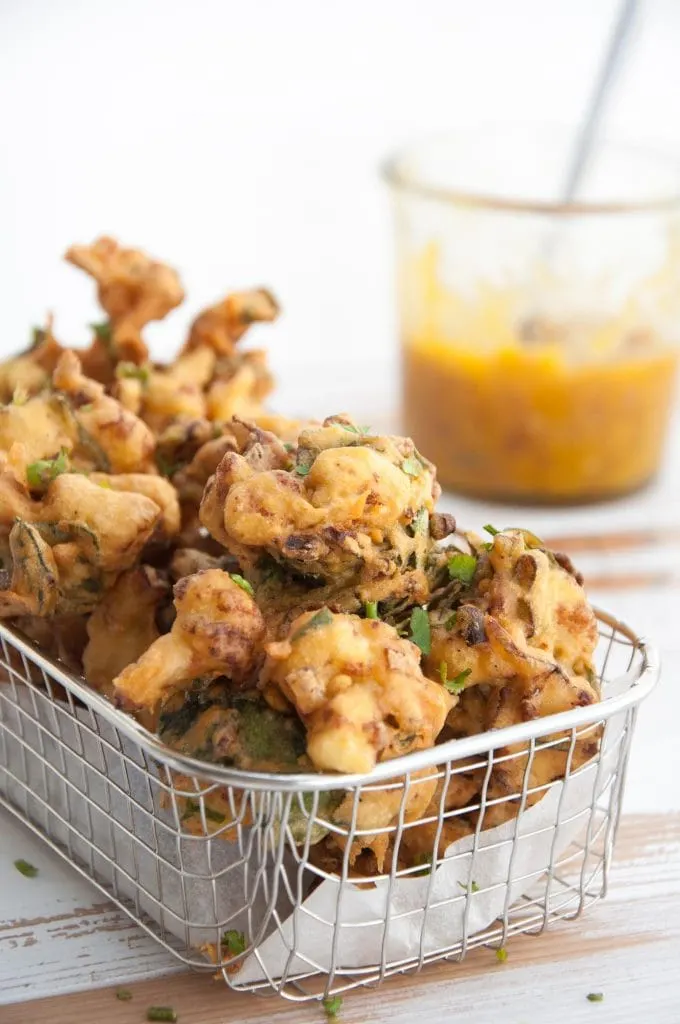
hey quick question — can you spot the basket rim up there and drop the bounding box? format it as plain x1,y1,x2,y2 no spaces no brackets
0,607,660,793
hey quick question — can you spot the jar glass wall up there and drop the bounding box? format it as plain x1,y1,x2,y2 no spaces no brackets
384,127,680,503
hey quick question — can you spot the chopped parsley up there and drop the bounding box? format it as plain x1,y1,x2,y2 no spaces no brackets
364,601,379,620
412,507,428,534
294,449,315,476
116,361,150,385
292,607,333,640
222,929,246,955
413,852,433,877
483,524,500,536
116,989,133,1001
444,667,471,695
322,995,343,1018
146,1009,177,1022
26,448,69,489
230,573,254,597
90,320,112,344
340,423,371,436
409,606,431,655
447,553,477,585
14,858,38,878
586,993,604,1003
495,947,508,963
401,456,422,477
458,880,480,893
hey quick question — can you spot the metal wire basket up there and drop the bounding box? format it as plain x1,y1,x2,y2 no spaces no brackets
0,609,658,1003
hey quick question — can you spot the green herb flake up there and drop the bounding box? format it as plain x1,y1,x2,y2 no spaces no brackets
444,612,457,631
586,993,604,1003
90,320,112,343
447,553,477,585
340,423,371,436
116,361,150,385
409,606,431,655
116,989,133,1001
438,660,448,685
412,507,428,534
495,946,508,963
364,601,379,620
322,995,343,1019
222,929,246,955
230,573,254,597
295,461,312,477
483,524,500,536
401,456,421,477
146,1008,177,1022
458,880,480,893
14,858,38,878
292,607,333,641
445,668,471,695
283,442,295,453
413,852,433,877
26,448,69,489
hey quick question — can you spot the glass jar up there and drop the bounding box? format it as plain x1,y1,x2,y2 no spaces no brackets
384,127,680,503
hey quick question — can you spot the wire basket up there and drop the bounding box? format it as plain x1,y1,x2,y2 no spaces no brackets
0,609,658,1003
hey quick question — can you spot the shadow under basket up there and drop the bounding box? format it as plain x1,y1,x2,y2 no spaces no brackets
0,609,659,1004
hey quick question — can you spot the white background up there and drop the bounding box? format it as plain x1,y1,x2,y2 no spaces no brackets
1,0,680,416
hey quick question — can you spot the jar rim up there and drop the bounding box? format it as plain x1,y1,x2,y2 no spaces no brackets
382,127,680,216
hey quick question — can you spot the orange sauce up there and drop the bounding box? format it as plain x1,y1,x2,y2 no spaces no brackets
401,248,679,502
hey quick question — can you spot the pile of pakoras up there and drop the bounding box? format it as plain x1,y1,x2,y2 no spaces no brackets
0,238,601,873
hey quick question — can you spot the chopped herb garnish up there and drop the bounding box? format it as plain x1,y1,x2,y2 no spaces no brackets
230,573,254,597
483,524,500,536
283,442,295,453
401,456,422,477
12,386,28,406
322,995,343,1018
447,553,477,585
26,448,69,489
222,929,246,955
409,606,431,655
444,612,458,631
14,858,38,878
444,668,471,695
412,507,428,534
413,852,433,877
292,607,333,640
90,320,112,344
31,326,46,348
116,361,150,385
458,880,480,893
495,947,508,963
364,601,379,620
116,989,133,1001
586,993,604,1003
146,1008,177,1022
156,453,180,478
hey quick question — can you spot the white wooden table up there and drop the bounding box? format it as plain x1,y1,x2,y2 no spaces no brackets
1,409,679,1024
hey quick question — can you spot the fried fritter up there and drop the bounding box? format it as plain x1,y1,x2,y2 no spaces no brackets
89,473,180,543
83,565,170,698
263,610,451,774
0,474,161,616
0,319,64,402
112,569,265,723
52,351,156,473
183,288,280,355
65,236,184,361
200,416,451,619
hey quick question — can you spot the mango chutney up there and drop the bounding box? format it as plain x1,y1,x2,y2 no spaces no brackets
402,256,679,502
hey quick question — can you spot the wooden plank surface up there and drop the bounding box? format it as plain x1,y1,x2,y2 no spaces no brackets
3,813,678,1024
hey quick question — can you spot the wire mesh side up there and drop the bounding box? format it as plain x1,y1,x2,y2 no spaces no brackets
0,613,652,1001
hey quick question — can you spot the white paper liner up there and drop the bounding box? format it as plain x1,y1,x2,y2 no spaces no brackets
0,681,625,984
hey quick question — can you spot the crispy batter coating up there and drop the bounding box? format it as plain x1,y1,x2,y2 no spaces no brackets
52,351,156,473
200,417,446,616
263,610,451,774
112,569,265,722
0,320,65,402
184,288,280,355
83,566,169,698
65,237,184,360
0,474,161,616
89,473,180,542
